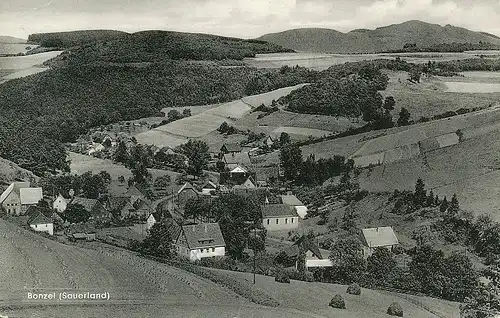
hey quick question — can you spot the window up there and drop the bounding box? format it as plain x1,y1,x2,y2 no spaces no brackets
267,219,270,225
285,218,288,224
276,219,279,224
291,218,294,223
211,248,215,252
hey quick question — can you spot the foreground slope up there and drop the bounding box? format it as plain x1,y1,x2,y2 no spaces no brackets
258,20,500,53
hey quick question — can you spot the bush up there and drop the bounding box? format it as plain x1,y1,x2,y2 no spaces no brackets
329,294,346,309
387,302,404,317
346,283,361,295
275,269,291,283
285,269,315,282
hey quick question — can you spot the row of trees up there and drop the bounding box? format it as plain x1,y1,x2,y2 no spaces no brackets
324,238,478,302
279,144,351,185
40,171,111,200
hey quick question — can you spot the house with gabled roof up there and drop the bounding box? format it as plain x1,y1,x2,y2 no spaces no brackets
66,223,96,241
106,196,134,219
53,193,70,213
201,180,218,195
175,223,226,261
27,210,54,235
281,194,308,219
261,204,299,231
282,236,332,269
177,182,199,209
70,197,110,221
0,181,43,216
361,226,399,257
220,143,242,155
223,152,251,167
124,185,146,205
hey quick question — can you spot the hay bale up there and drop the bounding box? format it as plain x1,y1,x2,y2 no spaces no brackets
329,294,346,309
346,283,361,295
274,270,290,284
387,302,403,317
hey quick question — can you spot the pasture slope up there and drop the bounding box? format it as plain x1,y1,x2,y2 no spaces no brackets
0,51,63,83
0,219,459,317
135,84,307,148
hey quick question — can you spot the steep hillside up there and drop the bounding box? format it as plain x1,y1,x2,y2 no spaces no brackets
258,20,500,53
0,36,26,44
0,157,39,185
44,30,293,66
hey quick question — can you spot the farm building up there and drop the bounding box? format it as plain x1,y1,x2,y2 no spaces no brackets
201,180,218,195
27,211,54,235
124,185,147,205
220,143,242,155
175,223,226,261
106,196,135,219
223,152,252,168
66,223,96,241
132,198,152,219
261,204,299,231
281,236,332,269
177,182,199,208
146,213,161,230
361,226,399,257
0,182,43,216
70,197,110,221
53,193,70,213
87,142,105,155
281,194,308,219
232,176,257,192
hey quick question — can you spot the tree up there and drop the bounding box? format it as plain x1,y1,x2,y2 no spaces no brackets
442,253,479,301
367,248,397,283
409,245,446,297
182,108,192,117
383,96,396,111
167,109,182,121
80,171,108,199
447,194,460,218
397,108,411,126
216,160,226,173
410,68,422,83
440,196,449,213
65,203,91,224
341,205,358,233
114,141,129,164
279,132,291,147
329,237,366,284
138,220,174,258
154,175,171,188
176,140,211,177
414,178,427,208
279,144,303,181
131,163,152,185
185,197,211,222
426,190,435,207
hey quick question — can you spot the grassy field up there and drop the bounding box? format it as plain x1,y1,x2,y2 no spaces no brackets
443,82,500,93
0,51,62,70
241,84,307,107
69,152,133,180
208,267,460,318
271,126,332,138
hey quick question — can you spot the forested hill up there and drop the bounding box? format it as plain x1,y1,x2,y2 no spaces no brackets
32,30,294,64
258,20,500,53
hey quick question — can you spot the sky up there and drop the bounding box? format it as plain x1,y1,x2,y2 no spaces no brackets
1,0,500,39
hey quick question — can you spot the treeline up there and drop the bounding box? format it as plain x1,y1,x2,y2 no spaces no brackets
28,30,129,48
46,30,293,66
384,41,500,53
244,65,317,95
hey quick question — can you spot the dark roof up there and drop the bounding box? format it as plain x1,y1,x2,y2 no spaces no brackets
67,223,96,234
223,152,251,165
181,223,226,249
71,197,100,212
28,212,52,225
221,143,242,153
261,204,297,218
107,196,131,211
281,194,305,206
125,185,145,197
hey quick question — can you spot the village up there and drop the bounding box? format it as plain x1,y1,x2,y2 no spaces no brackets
0,138,400,272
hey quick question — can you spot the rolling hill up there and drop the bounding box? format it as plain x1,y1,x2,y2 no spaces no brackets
258,20,500,53
27,30,128,48
0,36,26,44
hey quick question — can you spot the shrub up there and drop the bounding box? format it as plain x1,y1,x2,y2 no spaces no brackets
275,269,290,284
387,302,404,317
346,283,361,295
329,294,346,309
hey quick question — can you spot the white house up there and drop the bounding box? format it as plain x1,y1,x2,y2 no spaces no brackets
283,237,332,269
0,182,43,215
175,223,226,261
28,212,54,235
281,194,308,219
261,204,299,231
361,226,399,257
53,194,69,213
146,212,165,230
201,181,218,195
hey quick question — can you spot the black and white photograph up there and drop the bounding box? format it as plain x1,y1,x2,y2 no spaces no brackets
1,1,500,317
